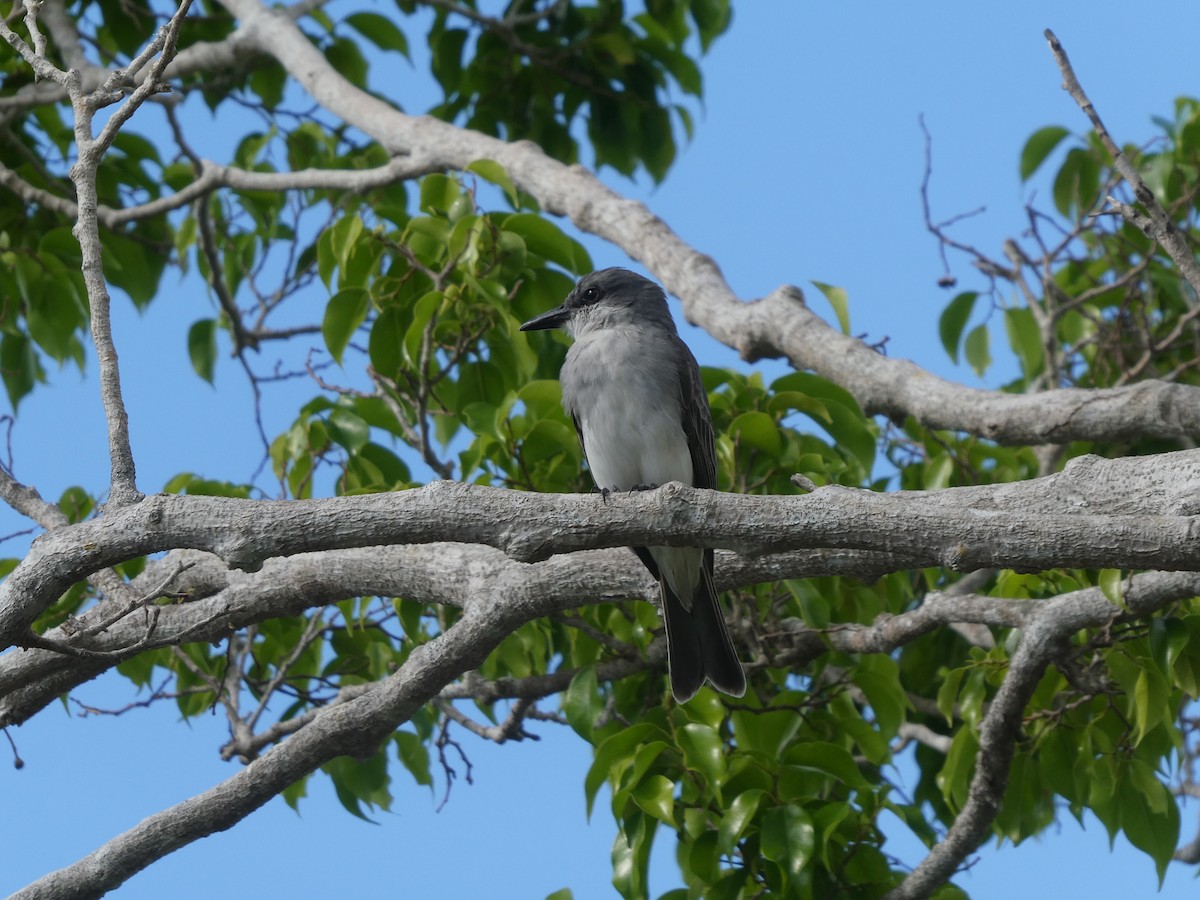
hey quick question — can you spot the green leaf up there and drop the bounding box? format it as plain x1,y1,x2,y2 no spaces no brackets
327,408,370,452
963,323,991,377
1052,146,1101,218
730,411,782,457
1149,617,1189,675
368,306,404,378
730,706,801,759
419,174,460,215
322,288,370,365
685,830,723,889
1098,569,1125,608
403,290,444,367
769,373,874,474
563,666,599,741
937,728,979,810
1020,125,1072,181
690,0,731,50
586,723,663,818
1004,307,1044,381
394,731,433,789
631,774,676,826
1132,668,1167,744
938,291,977,364
431,27,468,93
812,281,850,335
937,667,965,726
760,805,815,882
249,63,286,108
344,12,409,56
1118,769,1180,885
25,273,84,364
187,319,217,384
282,775,309,811
467,159,520,207
324,37,369,90
784,741,873,792
638,105,675,182
765,390,831,426
855,656,906,738
677,722,726,789
329,214,364,272
102,230,162,308
38,227,83,271
717,788,764,854
323,752,391,822
501,214,592,274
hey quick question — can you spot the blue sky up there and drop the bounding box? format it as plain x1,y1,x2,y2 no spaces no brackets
4,2,1200,897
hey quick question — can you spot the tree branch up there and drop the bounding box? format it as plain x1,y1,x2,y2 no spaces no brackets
5,451,1200,649
1044,28,1200,303
888,570,1200,898
9,552,554,900
0,542,909,728
62,1,196,506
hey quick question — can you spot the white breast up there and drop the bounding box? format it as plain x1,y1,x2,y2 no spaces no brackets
564,329,694,492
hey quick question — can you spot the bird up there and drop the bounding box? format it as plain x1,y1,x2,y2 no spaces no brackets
520,267,746,702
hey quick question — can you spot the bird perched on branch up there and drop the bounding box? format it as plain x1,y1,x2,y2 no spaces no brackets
520,268,746,702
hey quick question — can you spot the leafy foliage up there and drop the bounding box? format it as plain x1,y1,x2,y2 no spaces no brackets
4,2,1200,898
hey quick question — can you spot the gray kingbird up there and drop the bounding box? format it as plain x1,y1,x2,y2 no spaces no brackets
520,268,746,702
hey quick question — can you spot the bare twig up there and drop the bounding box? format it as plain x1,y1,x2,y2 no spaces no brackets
1045,28,1200,304
63,1,197,506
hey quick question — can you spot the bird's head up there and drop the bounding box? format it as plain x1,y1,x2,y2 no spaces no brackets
519,268,676,338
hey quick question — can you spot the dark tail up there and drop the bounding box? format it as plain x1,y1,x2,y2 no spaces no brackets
659,550,746,702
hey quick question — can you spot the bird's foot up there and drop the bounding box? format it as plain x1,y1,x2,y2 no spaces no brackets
629,482,660,493
599,486,612,504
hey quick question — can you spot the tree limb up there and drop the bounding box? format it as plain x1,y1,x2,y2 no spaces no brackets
0,543,908,727
887,570,1200,898
10,551,562,900
4,450,1200,649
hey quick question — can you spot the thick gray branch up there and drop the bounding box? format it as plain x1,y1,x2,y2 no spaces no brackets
0,543,906,727
4,448,1200,649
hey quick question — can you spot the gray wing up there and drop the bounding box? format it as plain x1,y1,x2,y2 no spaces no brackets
672,336,718,491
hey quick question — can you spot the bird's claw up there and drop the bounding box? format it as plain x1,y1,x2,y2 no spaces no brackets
599,484,657,503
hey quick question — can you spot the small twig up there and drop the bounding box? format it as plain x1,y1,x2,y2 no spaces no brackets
165,103,256,353
70,676,174,717
552,612,637,656
244,611,328,733
79,559,195,637
893,722,952,755
20,0,44,64
436,696,539,744
919,115,991,283
367,366,455,480
0,3,64,83
1045,28,1200,304
434,716,475,811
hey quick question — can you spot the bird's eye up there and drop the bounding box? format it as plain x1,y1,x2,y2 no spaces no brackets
582,287,598,302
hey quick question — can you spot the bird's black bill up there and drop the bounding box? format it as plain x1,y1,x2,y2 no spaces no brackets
519,304,570,331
